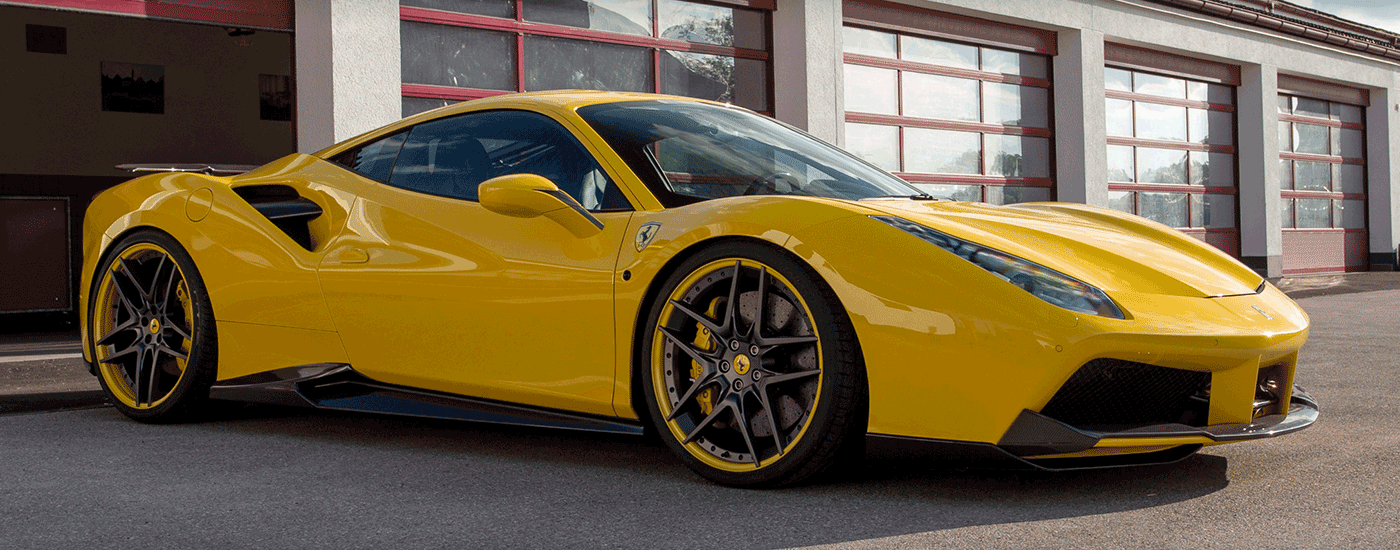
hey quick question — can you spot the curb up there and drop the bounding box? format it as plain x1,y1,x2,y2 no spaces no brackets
0,390,107,415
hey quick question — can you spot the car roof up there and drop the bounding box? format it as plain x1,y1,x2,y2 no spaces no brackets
314,90,711,159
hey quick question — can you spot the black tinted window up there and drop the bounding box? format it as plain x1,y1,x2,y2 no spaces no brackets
330,131,407,183
387,110,630,211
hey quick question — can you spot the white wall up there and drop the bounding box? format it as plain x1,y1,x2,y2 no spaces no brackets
772,0,845,146
294,0,401,153
1,6,295,177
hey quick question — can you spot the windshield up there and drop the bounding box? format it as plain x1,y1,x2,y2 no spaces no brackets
576,100,921,207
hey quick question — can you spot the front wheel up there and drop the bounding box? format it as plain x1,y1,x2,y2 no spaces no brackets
641,242,866,487
89,230,218,423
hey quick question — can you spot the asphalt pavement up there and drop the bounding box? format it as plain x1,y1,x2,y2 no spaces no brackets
2,275,1398,548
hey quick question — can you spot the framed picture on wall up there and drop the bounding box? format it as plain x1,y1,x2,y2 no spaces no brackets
259,74,291,121
101,61,164,114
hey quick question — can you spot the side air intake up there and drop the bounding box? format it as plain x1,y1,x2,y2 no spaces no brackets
231,184,323,251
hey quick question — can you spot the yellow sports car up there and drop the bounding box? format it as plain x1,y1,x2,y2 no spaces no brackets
80,91,1317,487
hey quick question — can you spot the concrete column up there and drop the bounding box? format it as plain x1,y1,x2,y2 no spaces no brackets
1052,29,1106,207
294,0,401,153
772,0,843,146
1367,85,1399,270
1237,63,1281,277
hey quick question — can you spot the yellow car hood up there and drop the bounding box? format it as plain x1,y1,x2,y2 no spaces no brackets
853,199,1263,298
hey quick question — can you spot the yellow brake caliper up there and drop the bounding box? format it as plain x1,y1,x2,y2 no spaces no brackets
690,298,725,416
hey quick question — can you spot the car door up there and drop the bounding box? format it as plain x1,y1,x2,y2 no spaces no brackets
317,109,635,417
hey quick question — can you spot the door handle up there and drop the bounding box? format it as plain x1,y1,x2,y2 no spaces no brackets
337,247,369,264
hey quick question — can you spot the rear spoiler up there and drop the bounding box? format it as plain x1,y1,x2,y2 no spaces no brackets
115,163,260,175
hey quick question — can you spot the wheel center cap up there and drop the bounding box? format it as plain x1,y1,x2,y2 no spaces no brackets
148,318,160,334
733,354,751,376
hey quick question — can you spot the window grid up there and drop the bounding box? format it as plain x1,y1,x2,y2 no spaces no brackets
841,24,1054,205
399,0,774,116
1278,93,1367,230
1105,66,1238,235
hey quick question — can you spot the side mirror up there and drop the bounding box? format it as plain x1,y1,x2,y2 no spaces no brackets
478,173,604,238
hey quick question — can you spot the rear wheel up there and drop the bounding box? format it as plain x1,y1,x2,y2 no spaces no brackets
89,230,217,423
641,242,865,487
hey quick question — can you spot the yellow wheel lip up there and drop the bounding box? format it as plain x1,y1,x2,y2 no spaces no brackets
92,242,193,410
652,257,824,473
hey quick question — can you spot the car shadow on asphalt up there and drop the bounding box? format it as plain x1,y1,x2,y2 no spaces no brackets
177,402,1230,548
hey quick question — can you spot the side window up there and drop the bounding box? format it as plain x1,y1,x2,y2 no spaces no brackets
387,110,631,211
330,131,407,183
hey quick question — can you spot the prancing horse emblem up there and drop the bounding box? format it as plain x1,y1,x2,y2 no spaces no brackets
635,222,662,252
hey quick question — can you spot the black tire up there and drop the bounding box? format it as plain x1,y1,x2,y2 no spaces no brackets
88,229,218,423
640,241,867,487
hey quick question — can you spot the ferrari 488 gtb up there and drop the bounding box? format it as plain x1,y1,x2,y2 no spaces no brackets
81,91,1317,486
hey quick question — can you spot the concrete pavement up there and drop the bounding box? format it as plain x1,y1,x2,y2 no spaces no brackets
0,274,1397,548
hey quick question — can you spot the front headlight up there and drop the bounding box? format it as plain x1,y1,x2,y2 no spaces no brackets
873,215,1124,319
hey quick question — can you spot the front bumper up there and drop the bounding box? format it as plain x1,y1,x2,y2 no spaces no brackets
997,385,1319,458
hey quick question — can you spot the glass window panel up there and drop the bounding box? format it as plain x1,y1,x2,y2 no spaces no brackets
1278,120,1291,152
1295,198,1332,228
1200,193,1235,228
1277,95,1293,114
1187,82,1233,104
1134,102,1187,141
1136,147,1187,184
983,82,1048,128
659,0,766,50
1189,193,1203,228
911,183,981,202
392,110,618,207
1293,123,1329,154
525,35,651,92
1107,190,1135,214
1134,73,1186,99
1338,128,1364,159
403,0,515,18
986,185,1051,205
1294,161,1331,192
1294,97,1329,119
730,57,768,112
401,21,515,90
334,131,407,183
985,135,1049,178
1189,151,1234,187
1105,68,1132,92
662,52,769,111
524,0,653,36
843,123,900,171
1337,104,1363,124
1186,81,1207,102
1107,145,1135,182
1280,197,1294,228
901,36,976,70
902,72,978,121
842,26,895,58
904,128,980,174
1338,164,1365,194
843,64,897,115
981,49,1047,78
1139,192,1188,227
1188,108,1234,145
1279,158,1293,190
662,51,742,107
402,97,457,118
1336,199,1366,229
1106,98,1133,136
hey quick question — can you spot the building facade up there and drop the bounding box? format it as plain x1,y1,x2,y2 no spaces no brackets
4,0,1400,313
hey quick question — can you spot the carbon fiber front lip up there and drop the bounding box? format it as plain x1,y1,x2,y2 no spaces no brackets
998,385,1320,456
